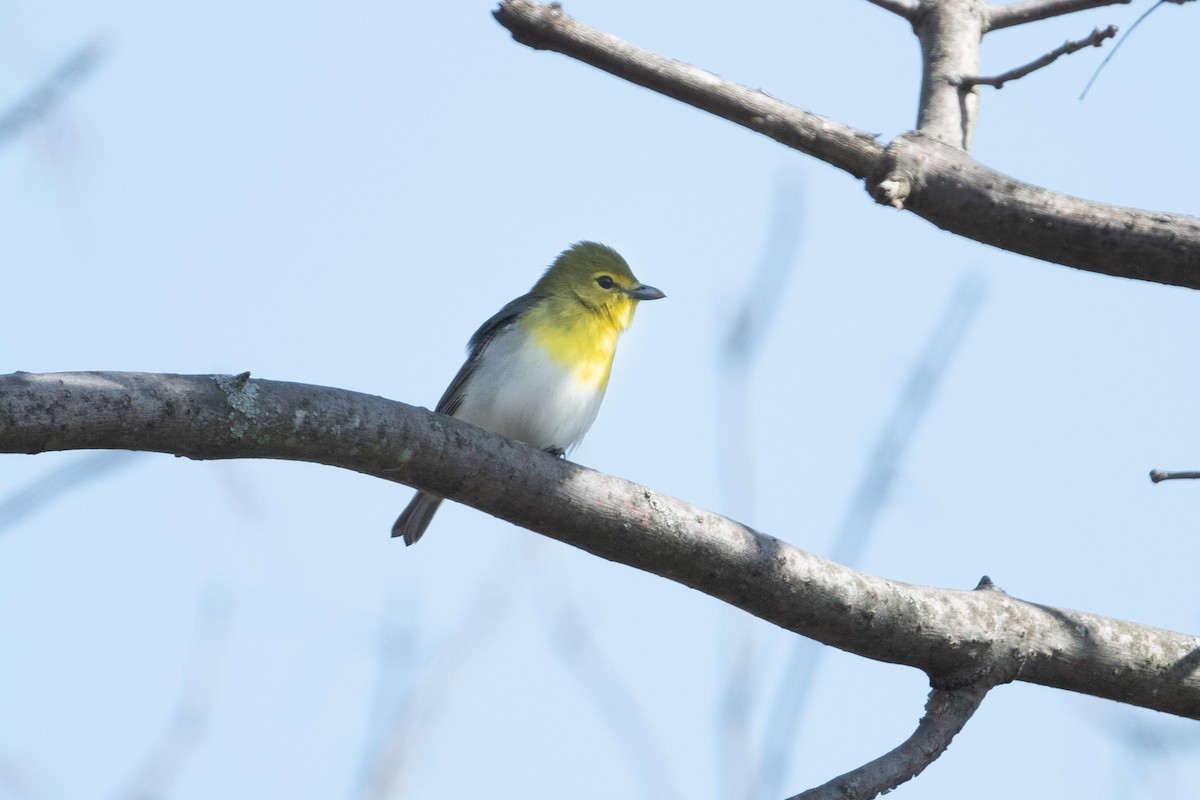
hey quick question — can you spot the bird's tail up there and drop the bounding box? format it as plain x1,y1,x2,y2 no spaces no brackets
391,492,444,545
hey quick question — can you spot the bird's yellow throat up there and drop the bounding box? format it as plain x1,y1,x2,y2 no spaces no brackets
523,297,634,390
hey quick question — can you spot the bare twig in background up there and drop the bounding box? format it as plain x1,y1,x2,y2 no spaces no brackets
1100,711,1200,798
825,274,985,566
526,547,681,800
786,684,991,800
716,179,804,518
0,451,143,535
759,273,986,798
0,755,48,800
1079,0,1187,98
714,180,805,800
959,26,1117,88
0,42,102,149
114,587,232,800
356,551,521,799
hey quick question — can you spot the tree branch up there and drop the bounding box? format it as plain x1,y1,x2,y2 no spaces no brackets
865,0,921,20
2,371,1199,720
493,0,1200,290
1150,469,1200,482
988,0,1132,30
959,25,1117,88
491,0,884,180
868,132,1200,288
913,0,985,148
789,684,990,800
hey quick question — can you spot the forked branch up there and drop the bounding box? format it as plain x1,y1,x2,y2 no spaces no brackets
493,0,1200,290
2,371,1198,720
789,684,991,800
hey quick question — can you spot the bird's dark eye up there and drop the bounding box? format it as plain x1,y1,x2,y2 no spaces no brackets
596,275,615,289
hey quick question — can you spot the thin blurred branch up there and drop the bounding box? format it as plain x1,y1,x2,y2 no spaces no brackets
0,755,48,800
759,273,986,797
527,549,681,800
0,42,103,149
114,587,232,800
357,551,521,799
714,179,804,800
1078,0,1192,98
0,451,143,535
829,273,985,566
1102,711,1200,798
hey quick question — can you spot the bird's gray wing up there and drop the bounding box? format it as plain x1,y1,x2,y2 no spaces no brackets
434,292,541,417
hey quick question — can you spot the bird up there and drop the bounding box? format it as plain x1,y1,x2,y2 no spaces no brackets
392,241,664,545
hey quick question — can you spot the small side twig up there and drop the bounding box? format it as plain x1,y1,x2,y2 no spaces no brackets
786,684,991,800
959,26,1117,89
864,0,920,20
1150,469,1200,483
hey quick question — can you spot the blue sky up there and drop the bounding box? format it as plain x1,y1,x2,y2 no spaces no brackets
2,1,1198,798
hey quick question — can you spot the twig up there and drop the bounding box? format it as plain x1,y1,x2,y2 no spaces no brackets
114,588,232,800
527,552,682,800
1150,469,1200,483
959,26,1116,88
716,180,805,800
989,0,1133,30
492,0,883,180
758,274,986,799
1078,0,1192,98
865,0,920,20
357,551,521,799
786,684,991,800
0,41,103,148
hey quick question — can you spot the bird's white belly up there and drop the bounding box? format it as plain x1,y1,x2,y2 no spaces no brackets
452,328,606,453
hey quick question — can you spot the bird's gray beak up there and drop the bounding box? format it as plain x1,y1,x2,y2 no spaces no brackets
625,283,666,301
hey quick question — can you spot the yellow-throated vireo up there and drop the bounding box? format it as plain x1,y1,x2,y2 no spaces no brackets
392,241,664,545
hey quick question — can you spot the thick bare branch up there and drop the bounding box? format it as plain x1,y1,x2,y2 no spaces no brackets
491,0,883,180
866,0,921,19
2,371,1199,719
493,0,1200,290
869,132,1200,287
789,684,990,800
960,25,1117,87
988,0,1132,30
913,0,985,148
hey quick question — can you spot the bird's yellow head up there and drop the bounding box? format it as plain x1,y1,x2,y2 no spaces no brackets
531,241,665,332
